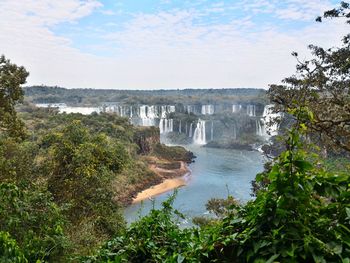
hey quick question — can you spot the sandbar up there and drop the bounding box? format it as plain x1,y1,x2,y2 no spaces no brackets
132,177,187,203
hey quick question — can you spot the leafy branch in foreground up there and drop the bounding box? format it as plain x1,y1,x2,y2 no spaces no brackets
269,1,350,153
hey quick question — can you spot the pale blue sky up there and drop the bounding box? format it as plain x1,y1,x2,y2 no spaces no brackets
0,0,347,89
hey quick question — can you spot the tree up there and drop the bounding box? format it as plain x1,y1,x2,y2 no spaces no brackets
268,2,350,152
42,120,127,253
0,55,29,139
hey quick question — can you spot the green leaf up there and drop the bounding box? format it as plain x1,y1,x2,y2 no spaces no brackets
266,254,280,263
293,160,313,171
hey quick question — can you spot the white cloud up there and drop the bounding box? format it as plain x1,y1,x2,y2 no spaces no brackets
0,0,348,89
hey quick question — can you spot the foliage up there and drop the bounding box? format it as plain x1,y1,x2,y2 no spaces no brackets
0,183,66,262
210,124,350,262
152,143,194,162
0,55,29,139
41,120,127,253
88,118,350,262
0,137,39,184
0,231,27,263
269,2,350,152
83,194,204,263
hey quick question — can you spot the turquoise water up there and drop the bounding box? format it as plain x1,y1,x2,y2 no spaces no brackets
123,145,265,224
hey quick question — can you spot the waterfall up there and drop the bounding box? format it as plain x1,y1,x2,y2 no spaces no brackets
186,105,196,114
193,119,206,145
130,106,133,118
159,118,164,134
256,119,264,136
201,105,214,115
189,123,193,137
179,120,182,133
160,106,167,118
211,121,214,141
159,118,174,134
232,104,242,113
247,105,255,116
139,105,155,126
262,105,281,137
247,105,256,117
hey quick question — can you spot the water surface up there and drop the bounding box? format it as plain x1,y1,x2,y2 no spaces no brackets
124,146,264,224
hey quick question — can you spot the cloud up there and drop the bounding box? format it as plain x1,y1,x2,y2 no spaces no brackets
0,0,348,89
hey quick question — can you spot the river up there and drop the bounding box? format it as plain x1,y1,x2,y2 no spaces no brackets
124,145,265,225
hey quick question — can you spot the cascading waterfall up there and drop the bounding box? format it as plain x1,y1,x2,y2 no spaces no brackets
139,105,154,126
186,105,197,114
193,119,206,145
256,119,264,136
158,105,175,133
201,105,214,115
130,106,133,118
262,105,281,137
211,121,214,141
159,118,174,134
247,105,256,117
185,123,188,135
232,104,242,113
189,123,193,138
179,120,182,133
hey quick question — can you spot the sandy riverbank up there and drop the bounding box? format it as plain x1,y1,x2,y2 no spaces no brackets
132,161,190,203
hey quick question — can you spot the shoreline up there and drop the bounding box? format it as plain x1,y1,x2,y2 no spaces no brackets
132,161,191,203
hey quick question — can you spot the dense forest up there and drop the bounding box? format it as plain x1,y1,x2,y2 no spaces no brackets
23,86,267,106
1,2,350,263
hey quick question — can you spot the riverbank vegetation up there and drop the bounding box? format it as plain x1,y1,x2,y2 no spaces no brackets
1,2,350,262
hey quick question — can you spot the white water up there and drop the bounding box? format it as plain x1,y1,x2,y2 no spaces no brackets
193,120,206,145
189,123,193,138
201,105,214,115
211,121,214,141
186,105,197,115
35,103,101,115
262,105,281,137
232,104,242,113
159,118,174,134
256,119,264,136
246,105,256,117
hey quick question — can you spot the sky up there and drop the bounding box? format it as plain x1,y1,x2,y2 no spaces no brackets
0,0,348,90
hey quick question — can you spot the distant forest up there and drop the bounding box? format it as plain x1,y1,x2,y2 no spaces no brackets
23,86,268,106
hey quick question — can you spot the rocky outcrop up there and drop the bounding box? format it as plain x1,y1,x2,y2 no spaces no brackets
133,126,160,154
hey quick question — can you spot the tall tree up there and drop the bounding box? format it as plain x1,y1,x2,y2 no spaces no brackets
268,2,350,152
0,55,29,139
